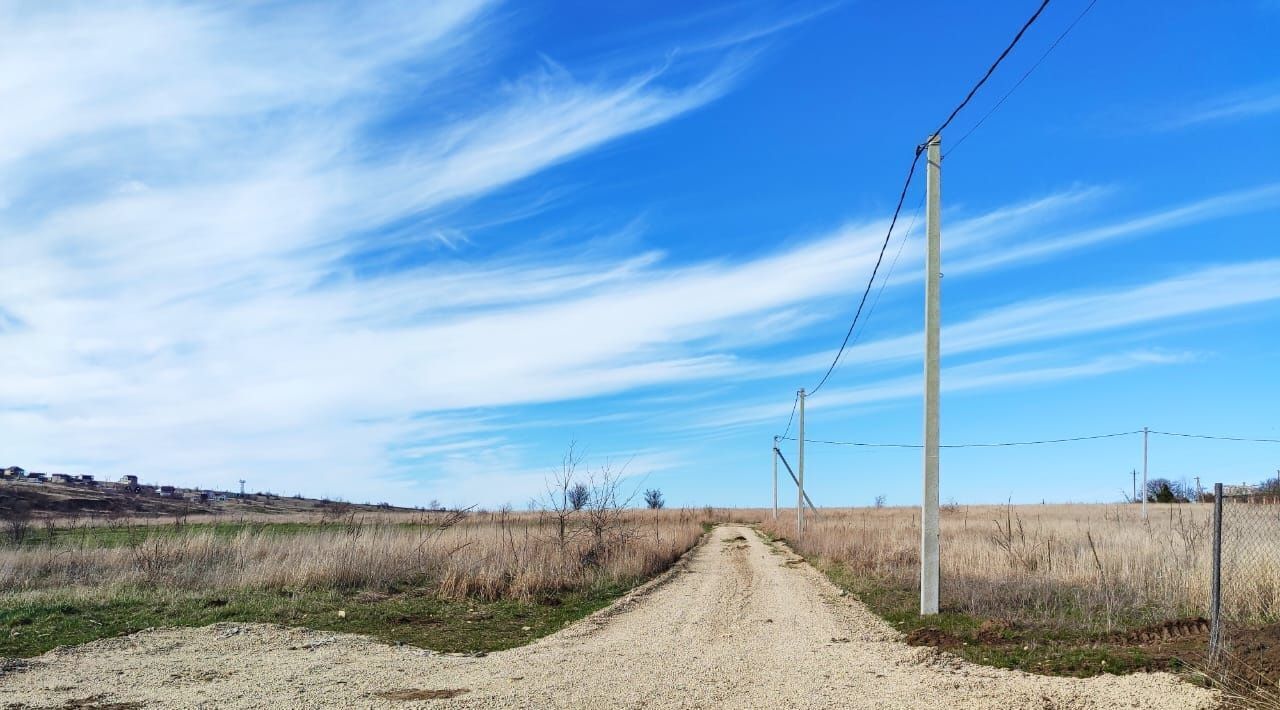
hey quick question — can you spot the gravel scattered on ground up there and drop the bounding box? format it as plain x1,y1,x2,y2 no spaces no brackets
0,525,1216,709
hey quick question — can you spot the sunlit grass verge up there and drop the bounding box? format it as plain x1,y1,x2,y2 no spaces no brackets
0,585,630,658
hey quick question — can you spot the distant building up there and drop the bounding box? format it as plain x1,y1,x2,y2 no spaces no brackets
2,466,24,479
79,474,95,486
50,473,75,484
27,472,47,482
119,474,139,486
159,485,177,497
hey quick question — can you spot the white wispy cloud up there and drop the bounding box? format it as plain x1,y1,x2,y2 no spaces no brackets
1158,85,1280,130
696,257,1280,430
0,3,1275,507
0,1,805,502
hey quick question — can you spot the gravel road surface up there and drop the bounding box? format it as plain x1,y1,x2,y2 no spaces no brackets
0,525,1215,709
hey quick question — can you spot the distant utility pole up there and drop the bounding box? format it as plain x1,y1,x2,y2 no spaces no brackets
239,479,246,498
797,388,806,536
1142,427,1149,520
921,134,942,616
1131,469,1137,503
772,435,779,520
1195,476,1203,504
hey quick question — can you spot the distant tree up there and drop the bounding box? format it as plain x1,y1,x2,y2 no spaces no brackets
644,488,664,510
643,488,664,545
874,495,886,509
568,483,590,511
1258,475,1280,495
427,498,442,511
1145,478,1190,504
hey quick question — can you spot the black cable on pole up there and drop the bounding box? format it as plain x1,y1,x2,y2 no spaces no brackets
926,0,1052,143
805,0,1054,397
807,151,921,397
780,393,800,439
947,0,1099,158
851,193,925,351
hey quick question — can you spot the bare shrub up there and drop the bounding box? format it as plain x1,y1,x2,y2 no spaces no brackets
3,505,32,546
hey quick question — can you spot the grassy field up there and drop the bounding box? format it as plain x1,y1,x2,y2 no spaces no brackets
760,503,1223,677
0,507,719,658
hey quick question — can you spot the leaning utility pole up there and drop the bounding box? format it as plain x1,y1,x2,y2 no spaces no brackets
1142,426,1149,519
921,135,942,616
772,435,780,520
796,388,806,536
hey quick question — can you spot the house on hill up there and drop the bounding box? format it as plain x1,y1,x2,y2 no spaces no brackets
2,466,25,479
119,474,139,486
50,473,76,484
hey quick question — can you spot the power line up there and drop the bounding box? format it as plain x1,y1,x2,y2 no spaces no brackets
1149,431,1280,445
947,0,1100,157
780,393,799,439
850,193,925,352
781,429,1280,448
782,430,1142,448
806,154,921,397
927,0,1052,142
805,0,1053,397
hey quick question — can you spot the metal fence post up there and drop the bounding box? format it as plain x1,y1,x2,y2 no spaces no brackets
1209,482,1224,663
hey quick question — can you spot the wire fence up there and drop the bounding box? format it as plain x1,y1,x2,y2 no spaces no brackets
1210,483,1280,663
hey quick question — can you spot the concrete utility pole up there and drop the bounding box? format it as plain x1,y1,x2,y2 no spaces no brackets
921,135,942,616
797,388,806,536
772,436,780,520
1195,476,1203,504
1142,427,1149,519
1131,469,1137,503
239,479,246,498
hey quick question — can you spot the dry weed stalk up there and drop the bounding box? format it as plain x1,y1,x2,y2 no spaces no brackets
761,503,1236,631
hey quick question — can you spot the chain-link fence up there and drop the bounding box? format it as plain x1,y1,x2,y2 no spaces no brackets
1210,483,1280,662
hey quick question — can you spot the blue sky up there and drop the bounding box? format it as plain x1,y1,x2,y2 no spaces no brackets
1,1,1278,508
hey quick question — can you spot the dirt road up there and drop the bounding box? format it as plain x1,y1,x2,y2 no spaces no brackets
0,525,1214,709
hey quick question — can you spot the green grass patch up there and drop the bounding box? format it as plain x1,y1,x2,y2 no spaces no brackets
0,583,630,659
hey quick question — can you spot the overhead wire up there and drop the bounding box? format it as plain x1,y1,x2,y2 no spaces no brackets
1149,431,1280,445
806,153,921,397
781,429,1141,449
779,393,800,439
804,0,1054,398
925,0,1052,142
780,430,1280,448
852,192,925,352
946,0,1100,158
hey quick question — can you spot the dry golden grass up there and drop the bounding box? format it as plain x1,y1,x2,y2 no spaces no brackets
760,503,1243,631
0,508,715,602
